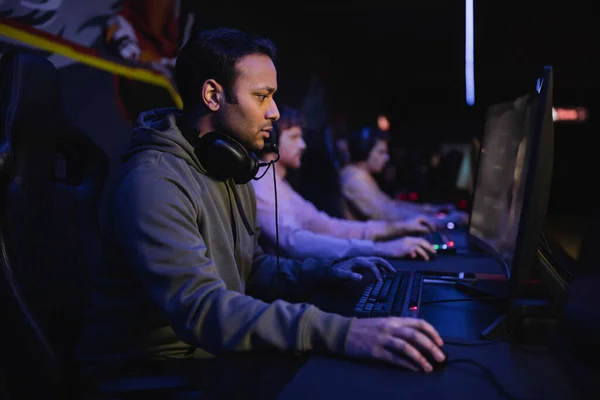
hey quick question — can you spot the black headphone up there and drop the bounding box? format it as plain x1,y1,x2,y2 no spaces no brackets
187,124,283,296
348,126,390,162
190,131,278,184
349,127,376,162
259,122,279,155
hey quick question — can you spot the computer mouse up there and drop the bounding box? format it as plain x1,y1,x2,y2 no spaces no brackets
424,348,448,372
407,339,447,372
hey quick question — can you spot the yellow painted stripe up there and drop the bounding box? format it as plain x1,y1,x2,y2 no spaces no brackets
0,22,182,108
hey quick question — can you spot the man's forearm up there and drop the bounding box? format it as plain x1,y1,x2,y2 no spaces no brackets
246,253,337,302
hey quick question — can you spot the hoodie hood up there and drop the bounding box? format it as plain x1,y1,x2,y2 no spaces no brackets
124,107,256,236
124,107,204,173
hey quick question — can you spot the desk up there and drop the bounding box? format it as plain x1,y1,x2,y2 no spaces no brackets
272,239,581,400
196,232,582,400
275,342,576,400
276,280,579,400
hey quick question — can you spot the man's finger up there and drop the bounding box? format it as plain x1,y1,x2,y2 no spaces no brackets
380,349,421,372
417,238,436,253
413,237,432,248
361,260,383,282
383,336,431,372
414,225,429,234
424,241,437,254
370,257,395,273
414,246,430,261
392,326,445,367
334,268,363,281
390,317,444,347
343,258,381,281
422,218,436,231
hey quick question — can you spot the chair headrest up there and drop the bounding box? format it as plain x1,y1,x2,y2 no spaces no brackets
0,52,62,178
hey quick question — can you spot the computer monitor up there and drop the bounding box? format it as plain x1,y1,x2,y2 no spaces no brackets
467,65,554,294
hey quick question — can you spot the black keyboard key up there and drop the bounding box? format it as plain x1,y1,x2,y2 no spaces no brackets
354,309,370,318
353,272,412,318
377,279,393,300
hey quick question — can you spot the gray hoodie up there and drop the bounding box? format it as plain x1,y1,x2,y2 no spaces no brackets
78,108,354,374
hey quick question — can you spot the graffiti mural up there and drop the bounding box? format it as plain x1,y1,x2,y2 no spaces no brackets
0,0,124,67
103,0,192,122
0,0,191,121
0,0,193,218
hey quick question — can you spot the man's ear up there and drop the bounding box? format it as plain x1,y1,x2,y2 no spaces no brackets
201,79,223,111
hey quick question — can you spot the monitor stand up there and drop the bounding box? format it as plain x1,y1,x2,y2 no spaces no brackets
454,279,561,344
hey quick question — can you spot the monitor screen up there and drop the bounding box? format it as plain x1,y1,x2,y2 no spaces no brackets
437,142,473,191
469,92,539,271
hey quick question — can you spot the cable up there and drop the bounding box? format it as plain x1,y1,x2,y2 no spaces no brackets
443,335,550,354
445,359,543,400
424,296,553,356
272,158,280,298
426,297,553,352
254,161,274,179
421,296,504,306
439,321,551,400
443,337,505,346
253,145,281,298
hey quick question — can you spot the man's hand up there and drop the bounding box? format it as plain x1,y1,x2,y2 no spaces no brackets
437,210,469,227
329,257,396,282
344,317,446,372
374,237,436,260
422,203,456,215
391,216,436,236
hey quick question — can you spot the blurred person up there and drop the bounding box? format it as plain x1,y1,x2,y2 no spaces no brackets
378,162,399,196
77,28,446,393
340,126,469,227
291,111,350,218
336,135,351,166
252,107,437,261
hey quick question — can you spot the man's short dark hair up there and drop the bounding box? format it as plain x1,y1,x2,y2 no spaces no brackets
275,107,306,133
175,27,277,109
256,106,306,158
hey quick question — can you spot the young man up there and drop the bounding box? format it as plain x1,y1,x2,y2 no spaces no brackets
252,107,437,261
77,28,446,392
340,126,470,226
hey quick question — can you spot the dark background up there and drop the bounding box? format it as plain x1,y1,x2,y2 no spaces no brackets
184,0,596,217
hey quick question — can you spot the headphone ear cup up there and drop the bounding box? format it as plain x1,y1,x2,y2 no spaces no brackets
195,132,257,184
246,152,260,183
359,127,371,161
262,127,278,155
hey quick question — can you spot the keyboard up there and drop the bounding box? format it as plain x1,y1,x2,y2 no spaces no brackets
353,271,423,318
422,230,456,253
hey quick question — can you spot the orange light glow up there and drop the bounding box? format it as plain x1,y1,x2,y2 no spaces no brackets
377,114,390,131
553,107,588,122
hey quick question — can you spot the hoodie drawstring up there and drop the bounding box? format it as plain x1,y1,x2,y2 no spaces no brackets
226,180,255,240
